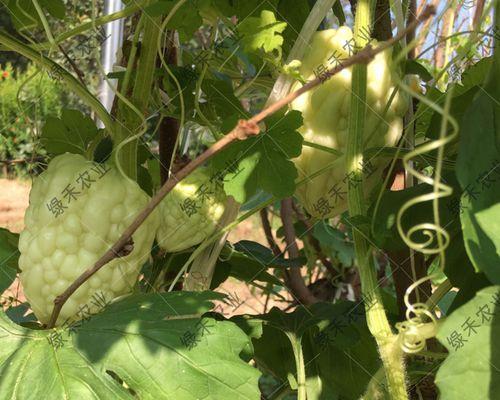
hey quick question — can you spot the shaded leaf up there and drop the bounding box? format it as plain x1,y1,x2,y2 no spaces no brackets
233,240,304,268
3,0,64,30
457,93,500,283
239,302,380,400
144,0,202,40
0,228,18,295
313,223,354,267
436,286,500,399
404,59,433,82
41,109,99,156
277,0,310,56
370,178,462,252
0,292,261,399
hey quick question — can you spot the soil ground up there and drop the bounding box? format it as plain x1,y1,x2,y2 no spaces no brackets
0,178,287,317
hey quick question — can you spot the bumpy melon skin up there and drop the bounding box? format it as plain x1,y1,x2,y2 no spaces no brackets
156,168,227,253
18,153,158,326
291,27,408,219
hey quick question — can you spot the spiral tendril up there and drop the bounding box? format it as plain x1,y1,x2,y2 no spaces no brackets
396,276,438,353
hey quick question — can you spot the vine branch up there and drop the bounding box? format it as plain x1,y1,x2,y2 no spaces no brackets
280,198,319,305
45,6,435,328
260,208,282,256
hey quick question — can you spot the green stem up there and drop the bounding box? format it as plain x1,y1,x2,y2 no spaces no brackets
116,8,162,179
289,334,307,400
32,0,56,48
30,2,145,50
302,140,343,156
0,31,115,136
120,16,144,101
347,1,408,399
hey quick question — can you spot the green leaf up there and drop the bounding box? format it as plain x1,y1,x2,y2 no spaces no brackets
457,57,493,95
0,292,261,399
331,0,346,25
202,80,247,121
41,109,99,156
415,60,490,143
277,0,310,56
3,0,64,30
212,245,283,288
238,10,287,59
457,93,500,283
230,0,280,20
213,110,303,203
197,0,235,24
144,0,202,41
436,286,500,399
232,240,304,268
244,302,380,400
426,86,479,145
313,223,354,267
443,232,481,289
404,59,433,82
0,228,18,295
39,0,65,19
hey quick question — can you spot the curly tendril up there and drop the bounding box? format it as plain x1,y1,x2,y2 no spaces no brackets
394,79,458,257
396,276,438,353
390,50,457,354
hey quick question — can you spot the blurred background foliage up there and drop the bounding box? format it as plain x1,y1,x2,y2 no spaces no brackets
0,1,105,176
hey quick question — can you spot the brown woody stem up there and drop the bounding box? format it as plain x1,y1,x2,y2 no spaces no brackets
280,198,319,305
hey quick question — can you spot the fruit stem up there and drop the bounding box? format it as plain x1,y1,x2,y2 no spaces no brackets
346,1,409,398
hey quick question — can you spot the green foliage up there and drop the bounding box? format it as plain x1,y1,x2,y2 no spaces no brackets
238,10,287,63
0,0,500,399
40,109,100,156
145,0,203,40
1,0,65,31
0,63,63,175
213,110,303,203
436,286,500,400
236,302,381,400
457,89,500,283
0,291,261,399
0,228,18,294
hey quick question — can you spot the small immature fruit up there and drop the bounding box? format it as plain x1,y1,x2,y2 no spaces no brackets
290,27,408,219
18,153,158,325
156,167,227,252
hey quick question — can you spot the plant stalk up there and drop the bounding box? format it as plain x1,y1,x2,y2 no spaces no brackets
115,8,162,179
289,334,307,400
347,1,408,398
